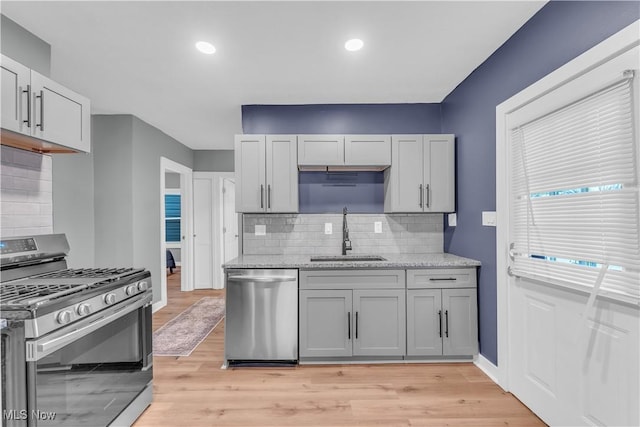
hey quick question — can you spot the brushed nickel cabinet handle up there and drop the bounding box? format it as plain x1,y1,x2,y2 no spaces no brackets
425,184,430,208
22,85,31,128
36,90,44,131
260,184,264,209
445,310,449,338
268,184,271,209
419,184,423,208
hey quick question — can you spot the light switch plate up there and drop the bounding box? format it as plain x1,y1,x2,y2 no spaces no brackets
482,211,497,227
255,224,266,236
324,223,332,235
374,221,382,233
448,213,457,227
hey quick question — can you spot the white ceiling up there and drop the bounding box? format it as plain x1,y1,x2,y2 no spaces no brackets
1,1,546,150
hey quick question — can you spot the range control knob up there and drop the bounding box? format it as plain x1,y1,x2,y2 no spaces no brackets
126,285,137,296
137,281,149,292
104,293,117,305
56,310,72,325
76,304,91,316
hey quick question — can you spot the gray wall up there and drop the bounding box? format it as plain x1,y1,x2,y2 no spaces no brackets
131,116,193,303
93,115,134,267
193,150,234,172
52,151,95,267
1,14,50,76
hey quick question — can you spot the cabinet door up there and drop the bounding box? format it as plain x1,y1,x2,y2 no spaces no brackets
234,135,266,212
299,290,352,358
407,289,443,356
442,288,478,356
266,135,298,213
424,134,455,212
352,289,406,356
1,55,31,135
30,70,91,152
297,134,344,166
385,135,423,212
344,135,391,166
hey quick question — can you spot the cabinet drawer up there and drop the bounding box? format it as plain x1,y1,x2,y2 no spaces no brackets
407,268,476,289
300,269,405,290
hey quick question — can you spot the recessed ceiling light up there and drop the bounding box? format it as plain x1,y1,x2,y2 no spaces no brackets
344,38,364,52
195,41,216,55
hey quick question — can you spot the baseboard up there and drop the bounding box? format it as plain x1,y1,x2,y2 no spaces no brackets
474,354,505,391
152,299,167,313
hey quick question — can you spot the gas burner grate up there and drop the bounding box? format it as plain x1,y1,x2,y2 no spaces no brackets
0,282,89,306
34,267,141,279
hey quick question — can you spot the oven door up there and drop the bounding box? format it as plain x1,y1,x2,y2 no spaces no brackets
25,292,153,427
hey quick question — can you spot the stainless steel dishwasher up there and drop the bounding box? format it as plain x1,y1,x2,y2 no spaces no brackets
224,269,298,366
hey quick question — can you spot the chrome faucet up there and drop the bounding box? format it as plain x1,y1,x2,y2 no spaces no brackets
342,206,352,256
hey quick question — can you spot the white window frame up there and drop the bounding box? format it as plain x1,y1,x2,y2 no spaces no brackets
493,20,640,388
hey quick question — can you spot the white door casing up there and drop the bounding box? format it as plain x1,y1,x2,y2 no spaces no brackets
496,20,640,426
157,157,193,312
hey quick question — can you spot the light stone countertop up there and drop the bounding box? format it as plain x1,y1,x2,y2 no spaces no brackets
223,253,481,270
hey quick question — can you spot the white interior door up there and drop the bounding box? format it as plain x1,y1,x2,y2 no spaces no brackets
497,30,640,427
193,177,213,289
223,178,238,265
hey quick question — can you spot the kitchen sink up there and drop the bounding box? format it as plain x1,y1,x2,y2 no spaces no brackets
310,255,387,262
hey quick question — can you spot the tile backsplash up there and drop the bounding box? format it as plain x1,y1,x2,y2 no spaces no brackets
0,145,53,237
242,213,443,255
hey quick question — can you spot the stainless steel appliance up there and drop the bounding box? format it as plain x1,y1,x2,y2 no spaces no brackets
224,269,298,366
0,234,153,427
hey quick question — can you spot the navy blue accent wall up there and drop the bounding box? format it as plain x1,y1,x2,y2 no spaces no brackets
242,103,442,134
441,1,640,365
299,171,384,213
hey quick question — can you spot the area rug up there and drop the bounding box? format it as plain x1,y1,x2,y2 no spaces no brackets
153,297,225,357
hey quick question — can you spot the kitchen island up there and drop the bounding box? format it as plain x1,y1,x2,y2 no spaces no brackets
223,253,481,365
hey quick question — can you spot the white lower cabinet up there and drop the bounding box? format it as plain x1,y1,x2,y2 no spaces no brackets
299,270,406,359
406,269,478,357
298,268,478,361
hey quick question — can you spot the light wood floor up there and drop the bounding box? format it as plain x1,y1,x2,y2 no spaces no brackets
134,268,545,426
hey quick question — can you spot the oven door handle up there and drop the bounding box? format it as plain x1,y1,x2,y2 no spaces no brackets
27,292,152,361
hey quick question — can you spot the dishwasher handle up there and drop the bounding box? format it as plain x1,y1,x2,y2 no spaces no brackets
227,275,297,283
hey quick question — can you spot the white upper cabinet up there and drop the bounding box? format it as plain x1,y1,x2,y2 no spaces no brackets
266,135,298,212
344,135,391,166
30,71,91,153
298,134,391,168
0,55,91,153
1,55,30,135
235,134,298,213
385,134,455,213
297,134,344,166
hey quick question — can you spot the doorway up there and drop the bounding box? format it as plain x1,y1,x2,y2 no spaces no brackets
158,157,193,312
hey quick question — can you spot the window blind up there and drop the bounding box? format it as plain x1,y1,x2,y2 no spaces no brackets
165,194,181,242
510,76,639,303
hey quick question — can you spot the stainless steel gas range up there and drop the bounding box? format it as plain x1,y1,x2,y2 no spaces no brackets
0,234,153,427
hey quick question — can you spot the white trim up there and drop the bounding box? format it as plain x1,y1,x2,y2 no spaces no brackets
474,354,504,391
495,20,640,392
159,157,193,312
